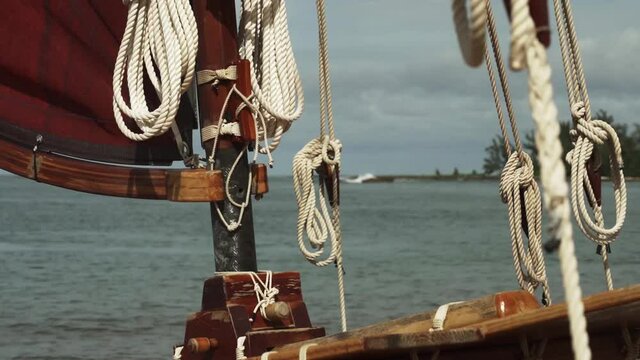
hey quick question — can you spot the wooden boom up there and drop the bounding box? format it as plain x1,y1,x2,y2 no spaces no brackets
0,137,224,202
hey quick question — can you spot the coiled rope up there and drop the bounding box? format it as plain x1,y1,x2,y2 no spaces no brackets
292,0,347,332
451,0,487,67
509,0,590,358
550,1,635,358
550,0,627,291
113,0,197,141
483,0,551,305
239,0,304,153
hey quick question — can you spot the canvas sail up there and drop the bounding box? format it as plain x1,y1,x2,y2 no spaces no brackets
0,1,195,166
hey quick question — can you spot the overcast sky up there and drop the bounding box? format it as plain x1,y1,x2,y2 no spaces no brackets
263,0,640,175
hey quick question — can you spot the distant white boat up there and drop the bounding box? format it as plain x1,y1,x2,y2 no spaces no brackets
343,173,377,184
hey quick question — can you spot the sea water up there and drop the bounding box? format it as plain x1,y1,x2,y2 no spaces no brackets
1,175,639,359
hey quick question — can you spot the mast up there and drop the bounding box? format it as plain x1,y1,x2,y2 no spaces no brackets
194,0,257,272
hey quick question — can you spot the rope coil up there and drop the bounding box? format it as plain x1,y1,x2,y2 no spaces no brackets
239,0,304,153
113,0,197,141
292,0,347,332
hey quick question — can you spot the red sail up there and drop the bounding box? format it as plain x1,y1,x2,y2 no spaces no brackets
0,1,194,165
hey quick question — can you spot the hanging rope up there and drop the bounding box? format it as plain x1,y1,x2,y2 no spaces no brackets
292,0,347,332
550,0,627,291
509,0,590,359
205,84,273,232
239,0,304,153
113,0,197,141
483,0,551,305
451,0,487,67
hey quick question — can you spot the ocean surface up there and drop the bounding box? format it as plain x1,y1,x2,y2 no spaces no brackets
1,175,639,359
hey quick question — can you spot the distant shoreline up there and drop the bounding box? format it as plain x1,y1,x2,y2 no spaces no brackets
345,174,640,183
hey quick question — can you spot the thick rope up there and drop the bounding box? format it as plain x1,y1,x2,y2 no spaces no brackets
292,0,347,332
113,0,197,141
483,0,551,305
509,0,590,359
239,0,304,153
451,0,487,67
550,0,627,291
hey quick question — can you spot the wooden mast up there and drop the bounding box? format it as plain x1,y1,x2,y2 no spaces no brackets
194,0,257,272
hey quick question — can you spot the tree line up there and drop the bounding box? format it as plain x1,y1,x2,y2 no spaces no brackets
484,110,640,177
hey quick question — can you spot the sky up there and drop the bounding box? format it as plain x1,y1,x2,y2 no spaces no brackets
262,0,640,175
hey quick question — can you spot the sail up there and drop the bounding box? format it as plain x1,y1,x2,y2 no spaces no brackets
0,1,194,166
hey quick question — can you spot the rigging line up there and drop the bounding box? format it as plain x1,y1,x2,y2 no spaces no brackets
483,0,551,305
550,0,627,267
509,0,590,358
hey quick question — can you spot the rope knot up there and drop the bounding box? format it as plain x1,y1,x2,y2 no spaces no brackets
321,137,342,166
500,152,535,203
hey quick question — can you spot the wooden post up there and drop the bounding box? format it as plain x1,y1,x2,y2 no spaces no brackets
194,0,257,272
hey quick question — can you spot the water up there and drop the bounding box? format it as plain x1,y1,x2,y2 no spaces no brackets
1,175,639,359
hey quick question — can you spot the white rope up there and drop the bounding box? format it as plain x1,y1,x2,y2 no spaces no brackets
172,346,183,360
292,0,347,333
451,0,487,67
429,301,463,332
482,0,551,305
239,0,304,153
207,85,274,232
113,0,197,141
298,343,317,360
509,0,590,359
550,0,627,292
236,336,248,360
248,271,279,321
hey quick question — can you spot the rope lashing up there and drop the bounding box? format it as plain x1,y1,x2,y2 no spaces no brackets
500,153,551,303
550,0,628,293
197,65,238,87
207,84,274,232
451,0,487,67
113,0,198,141
248,271,279,321
509,0,590,358
239,0,304,153
236,336,248,360
482,0,551,305
292,0,347,332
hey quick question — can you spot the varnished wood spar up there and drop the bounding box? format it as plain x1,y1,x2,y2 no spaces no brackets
0,137,224,201
247,291,539,360
247,286,640,360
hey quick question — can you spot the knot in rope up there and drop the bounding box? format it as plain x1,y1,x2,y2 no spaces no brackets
566,101,627,247
293,136,342,267
322,137,342,166
500,152,535,204
499,152,551,300
248,271,279,320
197,66,238,87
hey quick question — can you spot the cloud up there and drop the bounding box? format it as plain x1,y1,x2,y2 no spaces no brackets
266,1,640,175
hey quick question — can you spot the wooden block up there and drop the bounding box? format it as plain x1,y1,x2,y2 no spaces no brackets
166,169,224,202
251,163,269,198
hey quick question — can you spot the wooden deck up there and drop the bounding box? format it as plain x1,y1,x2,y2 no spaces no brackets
247,286,640,360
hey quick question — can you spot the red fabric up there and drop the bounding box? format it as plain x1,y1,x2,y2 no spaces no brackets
0,1,187,164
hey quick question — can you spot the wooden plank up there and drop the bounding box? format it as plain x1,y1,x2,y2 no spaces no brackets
0,137,224,201
166,169,224,201
247,291,539,360
478,285,640,341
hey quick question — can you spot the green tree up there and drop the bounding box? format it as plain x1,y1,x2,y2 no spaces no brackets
483,135,511,175
486,109,640,177
453,167,460,177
